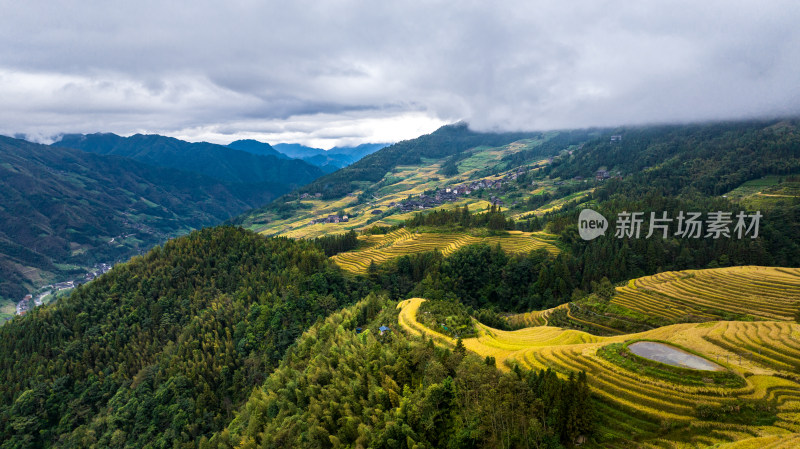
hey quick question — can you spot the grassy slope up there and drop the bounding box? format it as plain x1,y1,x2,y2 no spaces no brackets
507,267,800,335
609,266,800,322
724,174,800,210
399,266,800,448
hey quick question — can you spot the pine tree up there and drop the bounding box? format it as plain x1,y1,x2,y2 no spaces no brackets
454,338,466,355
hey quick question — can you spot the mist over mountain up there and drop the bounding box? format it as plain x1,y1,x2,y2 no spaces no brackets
3,1,800,446
272,143,326,159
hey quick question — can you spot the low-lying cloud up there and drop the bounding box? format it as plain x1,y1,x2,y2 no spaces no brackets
1,0,799,147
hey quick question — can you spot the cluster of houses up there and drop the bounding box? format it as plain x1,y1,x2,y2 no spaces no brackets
15,263,114,316
595,169,611,181
396,192,453,212
309,214,350,225
83,263,112,282
594,169,624,181
396,170,527,212
15,295,33,315
299,192,323,199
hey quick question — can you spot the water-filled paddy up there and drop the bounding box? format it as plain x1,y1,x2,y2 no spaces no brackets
628,341,723,371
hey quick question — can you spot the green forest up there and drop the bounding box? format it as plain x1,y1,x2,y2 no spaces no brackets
0,228,370,448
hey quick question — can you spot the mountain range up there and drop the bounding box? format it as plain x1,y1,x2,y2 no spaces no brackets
53,133,324,185
1,132,386,304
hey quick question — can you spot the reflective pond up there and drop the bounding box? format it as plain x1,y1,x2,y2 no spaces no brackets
628,341,724,371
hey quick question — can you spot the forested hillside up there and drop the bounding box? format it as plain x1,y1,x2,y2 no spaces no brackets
3,118,800,448
547,119,800,196
0,227,370,447
0,227,597,449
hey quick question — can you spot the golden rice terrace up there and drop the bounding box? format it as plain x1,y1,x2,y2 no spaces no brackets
331,229,559,273
397,266,800,448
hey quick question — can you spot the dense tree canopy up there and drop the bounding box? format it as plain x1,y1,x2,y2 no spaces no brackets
0,227,370,448
205,297,593,449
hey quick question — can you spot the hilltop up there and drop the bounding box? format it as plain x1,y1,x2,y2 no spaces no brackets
0,227,370,447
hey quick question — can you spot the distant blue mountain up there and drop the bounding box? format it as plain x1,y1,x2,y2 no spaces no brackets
272,142,389,171
272,143,325,159
228,139,287,159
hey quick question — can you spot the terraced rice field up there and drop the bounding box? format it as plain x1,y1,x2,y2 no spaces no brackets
332,230,559,273
711,433,800,449
505,303,569,327
397,269,800,448
611,266,800,322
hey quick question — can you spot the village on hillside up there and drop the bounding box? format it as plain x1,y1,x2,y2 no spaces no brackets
305,161,623,226
14,262,113,316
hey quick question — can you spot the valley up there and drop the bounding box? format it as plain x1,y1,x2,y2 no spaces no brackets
12,261,113,318
0,135,273,302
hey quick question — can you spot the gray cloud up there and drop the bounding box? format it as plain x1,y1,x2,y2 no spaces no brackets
1,0,799,147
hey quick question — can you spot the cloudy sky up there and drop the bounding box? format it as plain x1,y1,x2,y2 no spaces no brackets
1,0,799,148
